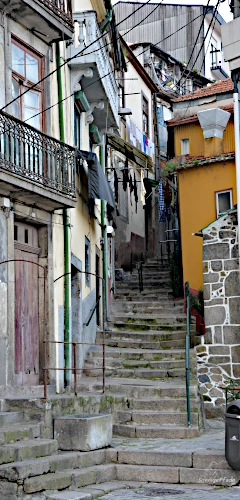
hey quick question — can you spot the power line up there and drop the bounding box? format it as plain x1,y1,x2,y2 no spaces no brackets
200,10,218,74
20,12,204,126
178,0,221,92
1,0,153,113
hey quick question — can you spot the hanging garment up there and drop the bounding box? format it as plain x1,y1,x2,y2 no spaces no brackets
158,180,166,222
140,169,146,206
164,180,172,207
114,169,119,203
122,158,129,191
134,172,138,213
129,173,133,206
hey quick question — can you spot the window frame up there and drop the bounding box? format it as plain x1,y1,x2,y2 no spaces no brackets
215,189,233,218
11,36,44,131
142,93,149,137
181,138,189,155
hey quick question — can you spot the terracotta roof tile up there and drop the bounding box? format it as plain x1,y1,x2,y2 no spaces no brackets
167,103,234,127
172,78,234,103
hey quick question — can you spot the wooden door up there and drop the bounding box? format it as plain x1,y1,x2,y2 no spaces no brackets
14,221,40,386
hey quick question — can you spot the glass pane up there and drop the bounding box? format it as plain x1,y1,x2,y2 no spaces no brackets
26,53,39,83
23,106,40,129
24,91,39,109
12,44,25,78
218,192,231,214
12,80,19,118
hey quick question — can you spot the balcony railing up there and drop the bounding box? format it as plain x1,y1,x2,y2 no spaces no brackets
38,0,72,24
0,110,76,199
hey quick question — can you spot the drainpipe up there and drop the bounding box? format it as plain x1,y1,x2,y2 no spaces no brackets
232,71,240,264
99,144,107,323
100,6,113,32
56,42,71,386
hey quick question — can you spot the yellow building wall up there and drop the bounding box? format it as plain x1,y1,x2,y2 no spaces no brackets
175,119,235,158
178,160,237,291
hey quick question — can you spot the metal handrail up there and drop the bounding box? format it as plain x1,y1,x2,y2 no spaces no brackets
137,262,143,292
85,295,101,326
185,281,191,427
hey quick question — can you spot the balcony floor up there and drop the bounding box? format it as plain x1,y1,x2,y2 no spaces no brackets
0,169,76,210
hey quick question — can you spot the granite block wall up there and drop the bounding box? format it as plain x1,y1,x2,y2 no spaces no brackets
199,209,240,412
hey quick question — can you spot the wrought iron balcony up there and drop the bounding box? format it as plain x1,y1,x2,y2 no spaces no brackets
67,11,119,131
0,110,76,210
0,0,73,42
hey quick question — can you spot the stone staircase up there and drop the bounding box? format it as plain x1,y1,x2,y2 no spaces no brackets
83,258,200,439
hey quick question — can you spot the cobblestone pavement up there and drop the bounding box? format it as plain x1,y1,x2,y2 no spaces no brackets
96,484,240,499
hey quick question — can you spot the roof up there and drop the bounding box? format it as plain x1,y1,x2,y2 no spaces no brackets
172,79,234,103
198,206,237,233
167,103,234,127
168,152,235,172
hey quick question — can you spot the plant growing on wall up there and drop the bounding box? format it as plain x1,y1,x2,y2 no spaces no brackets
190,289,204,321
225,378,240,402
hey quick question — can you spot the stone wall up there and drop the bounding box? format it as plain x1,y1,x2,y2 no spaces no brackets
199,209,240,414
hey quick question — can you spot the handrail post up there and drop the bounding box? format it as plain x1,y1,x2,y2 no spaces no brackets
185,281,191,427
102,278,105,394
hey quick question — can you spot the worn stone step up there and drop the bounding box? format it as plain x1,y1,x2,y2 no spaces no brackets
23,464,116,493
102,381,198,399
0,438,58,465
116,410,198,426
0,422,41,445
102,338,186,350
84,366,187,380
0,449,107,481
116,464,179,483
130,397,199,412
0,412,23,428
111,315,186,324
45,491,92,500
88,347,190,361
179,467,240,486
111,305,184,314
113,423,199,439
108,322,187,332
85,358,185,370
117,450,192,467
99,330,186,340
113,294,174,301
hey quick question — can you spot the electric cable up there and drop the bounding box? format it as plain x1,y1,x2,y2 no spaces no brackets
1,0,154,112
18,12,204,126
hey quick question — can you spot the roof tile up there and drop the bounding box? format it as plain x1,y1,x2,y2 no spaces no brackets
172,78,233,103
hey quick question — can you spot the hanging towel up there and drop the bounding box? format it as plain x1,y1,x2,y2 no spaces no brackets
140,169,146,206
129,173,133,206
158,180,165,222
114,169,119,203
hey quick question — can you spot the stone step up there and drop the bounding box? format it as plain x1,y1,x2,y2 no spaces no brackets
111,305,184,314
117,450,192,467
84,366,187,380
99,330,186,340
116,464,240,486
113,290,173,297
88,347,189,360
85,357,186,370
113,423,199,439
113,294,174,301
79,380,198,399
23,464,117,494
0,438,58,465
111,315,187,324
108,322,187,332
0,422,41,445
0,411,23,428
116,410,199,426
129,397,199,412
102,338,186,350
0,449,107,482
116,281,171,288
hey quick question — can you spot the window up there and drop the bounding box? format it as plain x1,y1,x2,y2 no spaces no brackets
85,237,90,287
181,138,189,155
142,95,149,136
74,105,81,149
11,38,43,130
216,190,233,217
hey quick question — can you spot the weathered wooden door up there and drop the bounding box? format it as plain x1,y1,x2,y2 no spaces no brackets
14,221,40,386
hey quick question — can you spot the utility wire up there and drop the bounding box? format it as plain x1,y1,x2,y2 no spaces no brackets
176,0,211,88
199,10,218,74
178,0,221,92
19,12,204,126
1,0,153,112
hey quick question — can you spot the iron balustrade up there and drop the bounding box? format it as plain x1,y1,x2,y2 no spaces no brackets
38,0,72,24
0,110,76,198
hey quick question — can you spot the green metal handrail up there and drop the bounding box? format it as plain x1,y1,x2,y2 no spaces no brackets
185,281,191,427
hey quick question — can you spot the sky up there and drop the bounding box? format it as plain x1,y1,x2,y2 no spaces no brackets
112,0,233,23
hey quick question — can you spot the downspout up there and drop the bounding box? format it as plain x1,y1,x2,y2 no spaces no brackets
99,144,107,323
100,6,113,32
56,42,71,386
232,71,240,264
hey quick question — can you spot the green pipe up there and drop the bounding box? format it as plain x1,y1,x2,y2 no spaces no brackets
99,145,107,323
100,8,113,32
56,42,71,385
